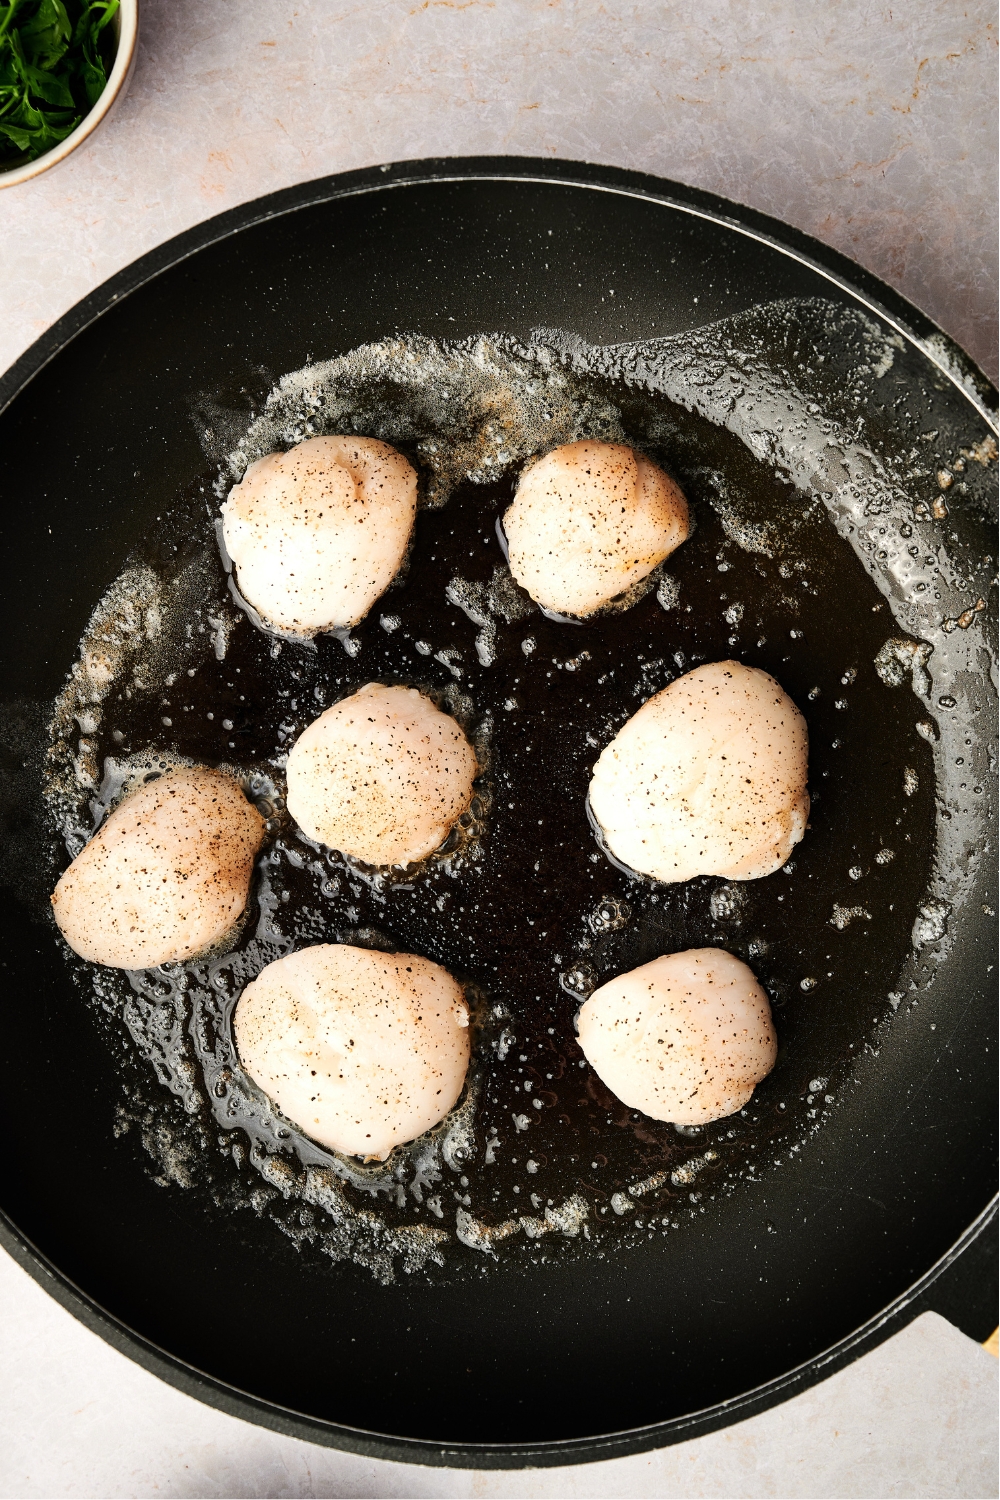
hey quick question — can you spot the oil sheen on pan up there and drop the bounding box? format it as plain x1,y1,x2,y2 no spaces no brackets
28,302,998,1289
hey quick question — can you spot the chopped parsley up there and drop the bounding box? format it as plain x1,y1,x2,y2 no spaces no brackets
0,0,119,168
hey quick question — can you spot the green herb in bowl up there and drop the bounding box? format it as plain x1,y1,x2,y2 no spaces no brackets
0,0,119,168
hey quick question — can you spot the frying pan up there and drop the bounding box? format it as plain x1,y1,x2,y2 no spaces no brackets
0,158,995,1469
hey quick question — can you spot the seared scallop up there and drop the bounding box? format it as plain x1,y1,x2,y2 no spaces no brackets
589,660,808,882
233,943,471,1158
221,435,417,635
577,948,777,1126
286,683,478,866
51,767,264,969
502,440,689,617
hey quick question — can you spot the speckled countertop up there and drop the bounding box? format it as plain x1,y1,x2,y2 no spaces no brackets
1,0,997,383
0,3,996,1496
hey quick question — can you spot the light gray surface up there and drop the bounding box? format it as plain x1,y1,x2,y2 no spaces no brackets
1,3,996,1496
0,0,996,381
0,1247,996,1499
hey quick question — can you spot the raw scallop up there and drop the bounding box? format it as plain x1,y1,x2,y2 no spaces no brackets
286,683,478,866
51,766,264,968
221,435,417,635
502,440,688,617
577,948,777,1126
233,943,471,1158
589,660,809,882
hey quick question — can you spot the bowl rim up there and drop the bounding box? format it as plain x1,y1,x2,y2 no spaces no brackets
0,0,139,189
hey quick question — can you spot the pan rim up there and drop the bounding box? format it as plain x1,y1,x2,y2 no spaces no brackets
1,1198,995,1468
1,155,996,427
1,154,995,1468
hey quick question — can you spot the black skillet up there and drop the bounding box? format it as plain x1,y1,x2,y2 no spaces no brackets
0,158,995,1468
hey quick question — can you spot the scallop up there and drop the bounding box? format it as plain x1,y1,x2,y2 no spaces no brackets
286,683,478,866
577,948,777,1126
589,660,809,882
51,767,264,969
221,435,417,636
502,440,689,617
233,943,471,1159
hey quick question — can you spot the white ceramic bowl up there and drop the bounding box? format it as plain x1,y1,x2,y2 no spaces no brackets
0,0,139,189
